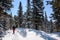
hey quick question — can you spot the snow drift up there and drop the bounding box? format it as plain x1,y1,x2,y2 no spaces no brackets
2,28,60,40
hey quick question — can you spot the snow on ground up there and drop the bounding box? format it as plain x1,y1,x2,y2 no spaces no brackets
48,32,60,40
2,28,60,40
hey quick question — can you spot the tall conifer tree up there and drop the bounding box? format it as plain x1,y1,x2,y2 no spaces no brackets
32,0,44,30
18,1,23,27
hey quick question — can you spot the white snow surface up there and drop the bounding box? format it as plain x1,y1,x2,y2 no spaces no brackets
2,28,60,40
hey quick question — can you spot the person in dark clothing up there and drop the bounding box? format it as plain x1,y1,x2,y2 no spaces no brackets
13,26,16,34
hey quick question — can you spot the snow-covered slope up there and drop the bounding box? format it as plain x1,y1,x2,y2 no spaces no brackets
2,28,60,40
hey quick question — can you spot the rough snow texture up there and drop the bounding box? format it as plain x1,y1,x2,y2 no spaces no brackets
2,28,60,40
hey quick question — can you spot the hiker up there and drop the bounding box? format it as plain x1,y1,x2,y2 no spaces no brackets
13,26,16,34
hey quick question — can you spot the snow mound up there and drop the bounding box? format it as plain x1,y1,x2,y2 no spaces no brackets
2,28,60,40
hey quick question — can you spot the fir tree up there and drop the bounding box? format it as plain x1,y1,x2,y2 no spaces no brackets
44,11,48,32
26,0,31,28
51,0,60,32
18,1,23,27
0,0,13,28
0,0,13,11
32,0,44,30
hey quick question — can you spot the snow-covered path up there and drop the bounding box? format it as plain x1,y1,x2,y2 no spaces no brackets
2,28,60,40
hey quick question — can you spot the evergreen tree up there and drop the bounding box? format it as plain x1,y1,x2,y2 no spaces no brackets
50,19,53,32
18,1,23,27
27,0,30,16
44,11,48,32
26,0,31,28
0,0,13,29
10,12,13,29
0,0,12,11
32,0,44,30
51,0,60,32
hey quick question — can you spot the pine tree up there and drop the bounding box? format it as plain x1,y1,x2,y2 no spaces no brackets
27,0,30,16
10,12,13,29
51,0,60,32
44,12,48,32
18,1,23,27
32,0,44,30
50,19,53,32
0,0,12,11
0,0,12,18
0,0,13,29
22,0,35,28
26,0,31,28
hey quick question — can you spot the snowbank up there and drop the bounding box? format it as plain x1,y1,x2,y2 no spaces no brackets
2,28,60,40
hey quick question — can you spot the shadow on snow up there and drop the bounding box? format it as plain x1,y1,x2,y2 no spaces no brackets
17,28,57,40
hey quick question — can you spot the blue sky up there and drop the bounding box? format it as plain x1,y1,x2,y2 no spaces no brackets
11,0,27,15
11,0,53,21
